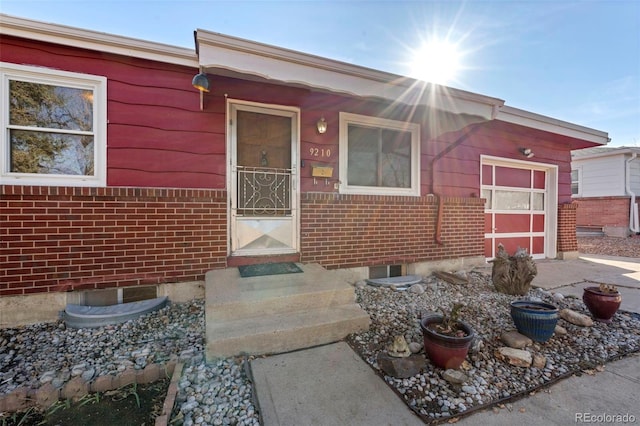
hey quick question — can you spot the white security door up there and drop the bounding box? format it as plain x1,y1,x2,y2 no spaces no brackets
228,101,299,256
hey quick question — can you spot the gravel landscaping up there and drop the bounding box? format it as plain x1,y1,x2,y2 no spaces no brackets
1,236,638,425
578,235,640,258
348,272,640,423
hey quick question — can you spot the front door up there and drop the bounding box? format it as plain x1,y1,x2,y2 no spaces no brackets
228,101,299,256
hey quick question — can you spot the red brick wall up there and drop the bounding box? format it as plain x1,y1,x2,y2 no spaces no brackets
2,187,486,296
557,202,578,252
0,185,227,296
574,197,631,227
300,193,485,269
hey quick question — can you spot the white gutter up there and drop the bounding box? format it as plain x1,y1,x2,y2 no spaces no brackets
0,13,197,67
195,29,504,120
496,106,609,145
626,153,639,233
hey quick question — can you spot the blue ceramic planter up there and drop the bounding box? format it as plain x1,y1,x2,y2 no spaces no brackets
510,300,559,343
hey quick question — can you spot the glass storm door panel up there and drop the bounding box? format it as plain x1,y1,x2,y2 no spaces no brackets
483,163,547,259
230,103,298,256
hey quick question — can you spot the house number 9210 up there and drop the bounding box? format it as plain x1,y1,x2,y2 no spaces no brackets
309,147,331,157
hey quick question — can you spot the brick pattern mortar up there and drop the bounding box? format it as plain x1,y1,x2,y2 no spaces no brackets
574,196,631,228
300,193,486,268
0,186,227,296
558,202,578,252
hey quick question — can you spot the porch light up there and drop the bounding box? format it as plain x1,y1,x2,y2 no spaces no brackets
520,148,534,159
316,117,327,134
192,72,210,92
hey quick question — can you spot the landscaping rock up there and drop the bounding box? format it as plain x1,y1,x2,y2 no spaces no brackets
409,284,425,294
501,331,533,349
532,354,547,369
377,353,426,378
409,342,422,354
441,369,469,385
560,309,594,326
495,347,532,367
554,325,568,335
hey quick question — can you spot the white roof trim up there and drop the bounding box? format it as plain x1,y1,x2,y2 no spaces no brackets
496,105,609,145
196,29,504,120
0,14,611,145
0,14,197,68
572,146,640,160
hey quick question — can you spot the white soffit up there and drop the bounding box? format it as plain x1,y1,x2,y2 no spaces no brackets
496,105,609,145
196,29,504,120
0,14,197,67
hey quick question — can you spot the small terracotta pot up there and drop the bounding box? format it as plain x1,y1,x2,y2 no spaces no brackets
420,314,475,369
583,287,622,323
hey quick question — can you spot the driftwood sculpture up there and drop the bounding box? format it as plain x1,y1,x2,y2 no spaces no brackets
490,244,537,295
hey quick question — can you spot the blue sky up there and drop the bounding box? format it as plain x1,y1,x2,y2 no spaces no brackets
2,0,638,147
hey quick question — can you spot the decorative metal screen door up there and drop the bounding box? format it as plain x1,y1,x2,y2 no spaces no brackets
229,102,298,256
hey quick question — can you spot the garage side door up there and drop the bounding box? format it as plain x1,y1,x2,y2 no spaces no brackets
482,162,547,259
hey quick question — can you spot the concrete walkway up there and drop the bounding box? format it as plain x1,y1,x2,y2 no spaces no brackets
251,342,424,425
250,255,640,425
533,254,640,313
458,353,640,425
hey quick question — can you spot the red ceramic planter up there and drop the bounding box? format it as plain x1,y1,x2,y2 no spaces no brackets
583,287,622,323
420,314,475,369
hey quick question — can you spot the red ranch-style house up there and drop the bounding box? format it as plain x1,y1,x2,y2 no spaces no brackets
0,15,608,329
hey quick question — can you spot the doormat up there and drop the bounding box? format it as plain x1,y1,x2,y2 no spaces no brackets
238,262,303,278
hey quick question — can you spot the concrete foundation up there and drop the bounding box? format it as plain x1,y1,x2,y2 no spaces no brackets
0,281,205,328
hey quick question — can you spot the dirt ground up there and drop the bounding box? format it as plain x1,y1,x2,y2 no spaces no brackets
578,235,640,258
3,380,168,426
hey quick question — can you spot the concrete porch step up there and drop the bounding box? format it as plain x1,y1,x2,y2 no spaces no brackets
205,263,359,322
206,304,370,359
205,263,370,360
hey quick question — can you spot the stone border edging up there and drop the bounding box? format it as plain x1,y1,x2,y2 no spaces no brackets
155,362,184,426
0,357,179,414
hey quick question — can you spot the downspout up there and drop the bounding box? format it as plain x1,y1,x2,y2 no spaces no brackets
430,124,484,244
625,153,639,233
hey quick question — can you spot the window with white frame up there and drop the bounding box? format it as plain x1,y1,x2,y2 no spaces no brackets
571,168,581,196
339,112,420,196
1,62,106,186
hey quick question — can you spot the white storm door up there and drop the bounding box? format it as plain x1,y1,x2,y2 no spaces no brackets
228,101,299,256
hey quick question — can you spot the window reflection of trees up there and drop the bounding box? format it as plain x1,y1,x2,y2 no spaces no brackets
8,80,94,176
347,125,411,188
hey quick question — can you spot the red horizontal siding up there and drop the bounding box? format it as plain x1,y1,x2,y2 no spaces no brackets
425,120,594,202
0,35,221,189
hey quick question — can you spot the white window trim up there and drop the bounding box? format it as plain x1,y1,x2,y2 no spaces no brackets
0,62,107,187
338,112,420,196
571,167,582,197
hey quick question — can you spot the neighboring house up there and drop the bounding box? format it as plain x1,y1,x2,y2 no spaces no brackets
0,15,608,325
571,146,640,237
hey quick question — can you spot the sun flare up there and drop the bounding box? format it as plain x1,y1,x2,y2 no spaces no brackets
409,39,462,85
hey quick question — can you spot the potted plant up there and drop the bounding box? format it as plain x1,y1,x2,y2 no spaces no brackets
420,303,476,369
510,300,559,343
583,283,622,323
